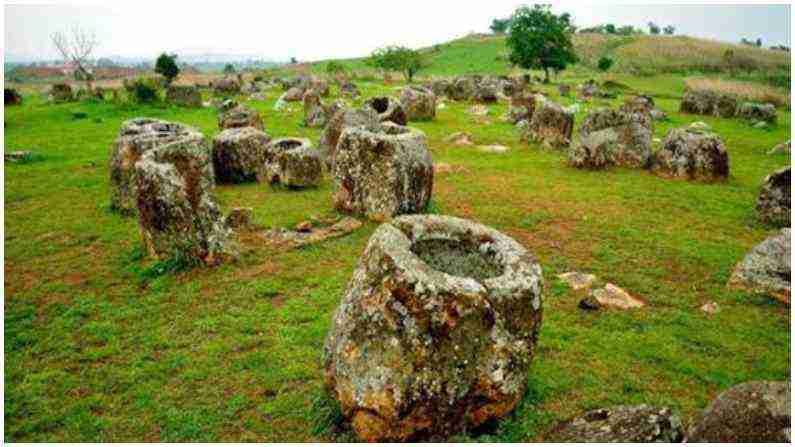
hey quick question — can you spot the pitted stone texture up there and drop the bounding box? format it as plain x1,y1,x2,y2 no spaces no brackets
473,78,499,103
225,207,253,229
450,76,477,101
212,77,241,95
756,167,790,227
303,89,329,128
333,124,433,221
261,137,313,185
275,140,322,188
577,108,653,168
687,381,790,443
527,99,574,149
680,89,738,118
110,118,205,215
166,85,201,107
426,78,453,98
218,104,264,130
211,127,271,183
652,128,729,181
134,138,234,265
728,228,790,304
547,405,683,442
506,92,537,124
319,106,380,168
323,214,544,441
365,96,408,126
340,81,360,98
737,102,777,124
400,86,437,121
283,86,305,102
568,128,618,170
620,95,655,116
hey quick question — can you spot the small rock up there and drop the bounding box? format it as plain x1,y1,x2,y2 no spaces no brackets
4,150,33,163
468,104,489,116
444,132,474,146
768,140,790,155
589,283,644,309
477,144,509,153
753,121,769,129
263,217,362,249
700,301,719,314
728,228,790,304
558,271,597,290
689,121,711,131
295,221,313,233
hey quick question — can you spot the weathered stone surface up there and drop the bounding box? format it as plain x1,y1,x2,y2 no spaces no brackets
468,104,489,117
687,381,790,442
212,77,241,95
134,137,234,265
449,76,477,101
5,88,22,105
577,108,653,168
507,92,537,124
340,81,360,98
578,80,599,98
444,131,474,146
569,128,618,170
728,228,790,304
218,105,263,130
218,98,239,112
589,283,644,309
756,167,790,227
680,89,737,118
333,123,433,220
527,99,574,149
652,128,729,181
547,405,683,442
399,86,436,121
263,217,362,249
283,86,305,102
303,89,328,128
110,118,204,215
211,127,271,183
50,83,74,102
737,102,777,124
700,301,719,314
272,139,322,188
324,214,544,441
225,207,253,229
473,78,499,103
620,95,655,116
558,272,597,290
365,96,407,125
166,85,201,107
426,78,453,98
318,106,380,169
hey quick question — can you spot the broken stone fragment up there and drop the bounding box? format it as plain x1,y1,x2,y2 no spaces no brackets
589,283,644,309
364,96,407,125
218,105,264,130
728,228,790,304
262,217,362,249
557,271,597,290
323,214,543,441
756,167,790,227
547,405,683,442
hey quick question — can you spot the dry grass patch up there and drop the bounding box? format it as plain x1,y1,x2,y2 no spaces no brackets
685,77,790,107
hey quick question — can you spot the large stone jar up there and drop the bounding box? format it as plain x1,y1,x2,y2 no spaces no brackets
323,214,544,441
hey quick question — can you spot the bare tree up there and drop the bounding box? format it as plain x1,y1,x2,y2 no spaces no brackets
51,26,99,91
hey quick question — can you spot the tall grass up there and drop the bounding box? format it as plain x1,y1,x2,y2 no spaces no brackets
685,77,791,107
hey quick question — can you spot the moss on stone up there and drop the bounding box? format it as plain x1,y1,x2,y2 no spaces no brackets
411,238,502,280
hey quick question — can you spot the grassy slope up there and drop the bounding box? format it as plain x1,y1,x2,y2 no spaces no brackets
4,36,792,442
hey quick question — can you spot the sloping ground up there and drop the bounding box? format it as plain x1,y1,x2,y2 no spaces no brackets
300,32,790,79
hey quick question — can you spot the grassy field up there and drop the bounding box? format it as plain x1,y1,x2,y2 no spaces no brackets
4,41,792,442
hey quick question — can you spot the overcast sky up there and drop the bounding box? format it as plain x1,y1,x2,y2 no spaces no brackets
4,1,791,62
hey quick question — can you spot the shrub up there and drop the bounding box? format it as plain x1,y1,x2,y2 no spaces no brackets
129,78,159,103
598,56,614,71
155,53,180,85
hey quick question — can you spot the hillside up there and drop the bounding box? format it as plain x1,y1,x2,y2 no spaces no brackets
301,33,791,82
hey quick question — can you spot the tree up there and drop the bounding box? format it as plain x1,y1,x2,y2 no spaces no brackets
506,5,578,83
490,17,511,34
155,53,179,85
647,22,661,35
597,56,614,72
368,46,428,82
755,38,763,47
663,25,675,35
604,23,617,34
223,63,235,74
325,60,347,76
51,26,98,92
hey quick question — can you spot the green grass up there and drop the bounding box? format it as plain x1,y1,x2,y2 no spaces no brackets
4,64,791,442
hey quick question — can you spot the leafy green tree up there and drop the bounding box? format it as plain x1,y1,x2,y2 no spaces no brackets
154,53,179,85
223,63,235,74
597,56,614,72
663,25,675,35
604,23,616,34
648,21,661,35
368,46,428,82
506,5,578,83
490,17,512,34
